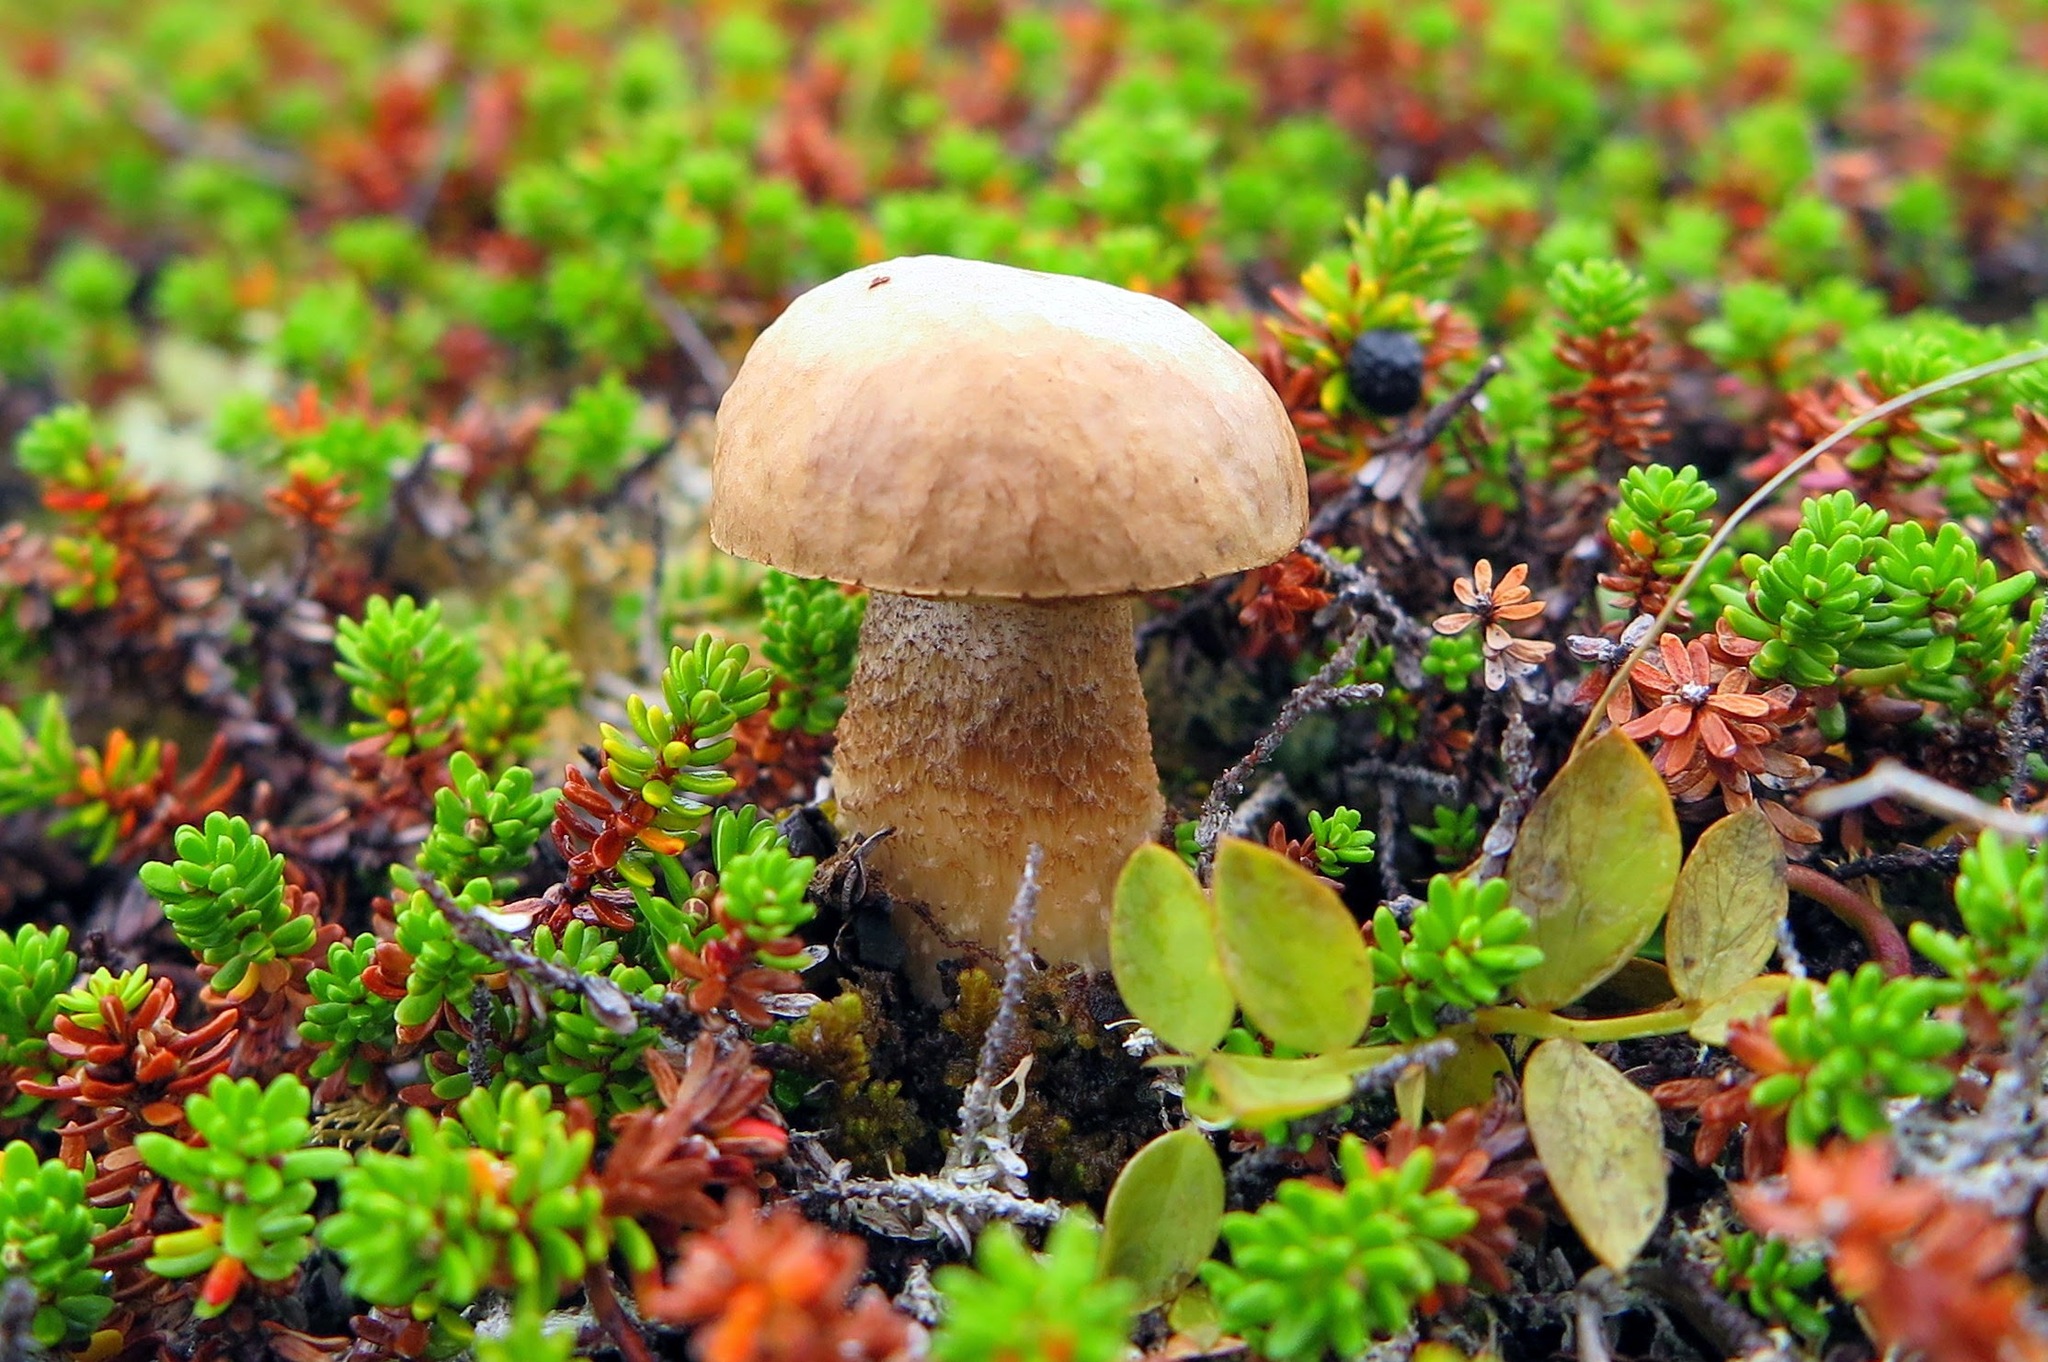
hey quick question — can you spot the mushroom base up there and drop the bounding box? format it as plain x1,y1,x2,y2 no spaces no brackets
832,592,1165,999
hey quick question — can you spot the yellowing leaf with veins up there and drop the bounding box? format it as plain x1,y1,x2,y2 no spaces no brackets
1665,806,1787,1004
1524,1038,1666,1271
1510,731,1680,1009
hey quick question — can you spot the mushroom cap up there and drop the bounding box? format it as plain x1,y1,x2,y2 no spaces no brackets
710,255,1307,599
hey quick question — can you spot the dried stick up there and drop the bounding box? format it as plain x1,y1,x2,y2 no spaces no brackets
1802,760,2048,841
645,277,733,402
1307,355,1508,539
950,847,1042,1170
1193,616,1383,878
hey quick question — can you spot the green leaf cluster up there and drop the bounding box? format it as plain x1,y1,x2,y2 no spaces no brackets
1547,257,1649,336
1369,875,1543,1042
1864,521,2037,707
1201,1138,1475,1362
392,880,500,1033
1353,177,1479,297
412,753,559,896
1910,830,2048,1017
535,371,661,493
598,634,773,882
141,813,316,999
1714,492,1892,687
510,922,661,1119
759,570,867,735
1749,965,1965,1146
137,1075,351,1314
322,1083,614,1317
335,596,484,756
0,1140,120,1345
300,933,400,1082
1608,464,1717,577
1420,631,1484,692
0,923,75,1117
933,1217,1139,1362
1716,1231,1830,1345
718,837,820,944
0,696,81,817
460,642,584,769
1306,807,1376,876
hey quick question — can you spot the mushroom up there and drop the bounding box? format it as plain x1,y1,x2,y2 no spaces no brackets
710,255,1305,995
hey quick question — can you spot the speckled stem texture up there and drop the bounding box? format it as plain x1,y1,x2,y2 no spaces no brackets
832,592,1164,997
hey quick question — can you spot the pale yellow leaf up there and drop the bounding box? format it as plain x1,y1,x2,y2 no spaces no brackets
1688,974,1795,1044
1524,1038,1667,1271
1665,807,1787,1003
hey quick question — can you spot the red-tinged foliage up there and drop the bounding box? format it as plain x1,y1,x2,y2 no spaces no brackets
600,1035,789,1247
1233,551,1333,660
668,921,809,1031
22,976,240,1155
1550,328,1669,477
638,1189,920,1362
1734,1139,2048,1362
1376,1106,1543,1300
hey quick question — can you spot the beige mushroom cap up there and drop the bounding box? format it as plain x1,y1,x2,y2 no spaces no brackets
710,255,1306,599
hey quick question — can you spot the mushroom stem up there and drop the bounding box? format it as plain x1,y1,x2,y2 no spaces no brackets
832,592,1165,997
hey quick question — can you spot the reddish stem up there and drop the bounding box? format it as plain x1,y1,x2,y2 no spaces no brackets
1785,863,1912,977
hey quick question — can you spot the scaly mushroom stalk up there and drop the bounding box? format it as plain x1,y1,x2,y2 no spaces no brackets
833,593,1163,992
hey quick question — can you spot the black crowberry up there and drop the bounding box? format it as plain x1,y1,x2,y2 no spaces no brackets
1345,329,1427,417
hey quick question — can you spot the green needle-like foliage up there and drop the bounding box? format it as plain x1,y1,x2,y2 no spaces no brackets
932,1217,1138,1362
1370,875,1543,1041
1716,492,1893,687
599,635,772,877
1420,631,1484,692
1307,807,1377,875
0,923,76,1118
1716,1231,1830,1345
1867,521,2037,707
393,880,500,1033
323,1083,612,1318
137,1075,350,1315
718,838,819,944
1609,464,1716,577
53,965,153,1030
300,933,400,1082
1749,965,1965,1146
0,1141,120,1346
513,922,659,1119
1411,804,1481,866
140,813,316,1000
760,570,866,735
0,695,81,815
535,371,660,493
1548,257,1649,336
412,753,559,896
461,642,584,770
1910,831,2048,1017
335,595,484,757
1353,178,1479,297
1203,1139,1476,1362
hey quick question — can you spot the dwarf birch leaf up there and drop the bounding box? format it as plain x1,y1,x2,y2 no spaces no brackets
1200,1047,1398,1126
1666,807,1787,1004
1425,1032,1513,1119
1102,1127,1225,1306
1524,1038,1666,1271
1211,838,1373,1054
1689,974,1795,1045
1111,844,1234,1055
1510,731,1681,1009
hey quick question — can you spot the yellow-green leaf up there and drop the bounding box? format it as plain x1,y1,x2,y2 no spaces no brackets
1395,1063,1427,1128
1425,1032,1512,1119
1665,807,1787,1004
1101,1128,1225,1306
1523,1038,1666,1271
1198,1047,1398,1126
1211,838,1373,1054
1111,845,1235,1055
1510,731,1681,1009
1689,974,1795,1045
